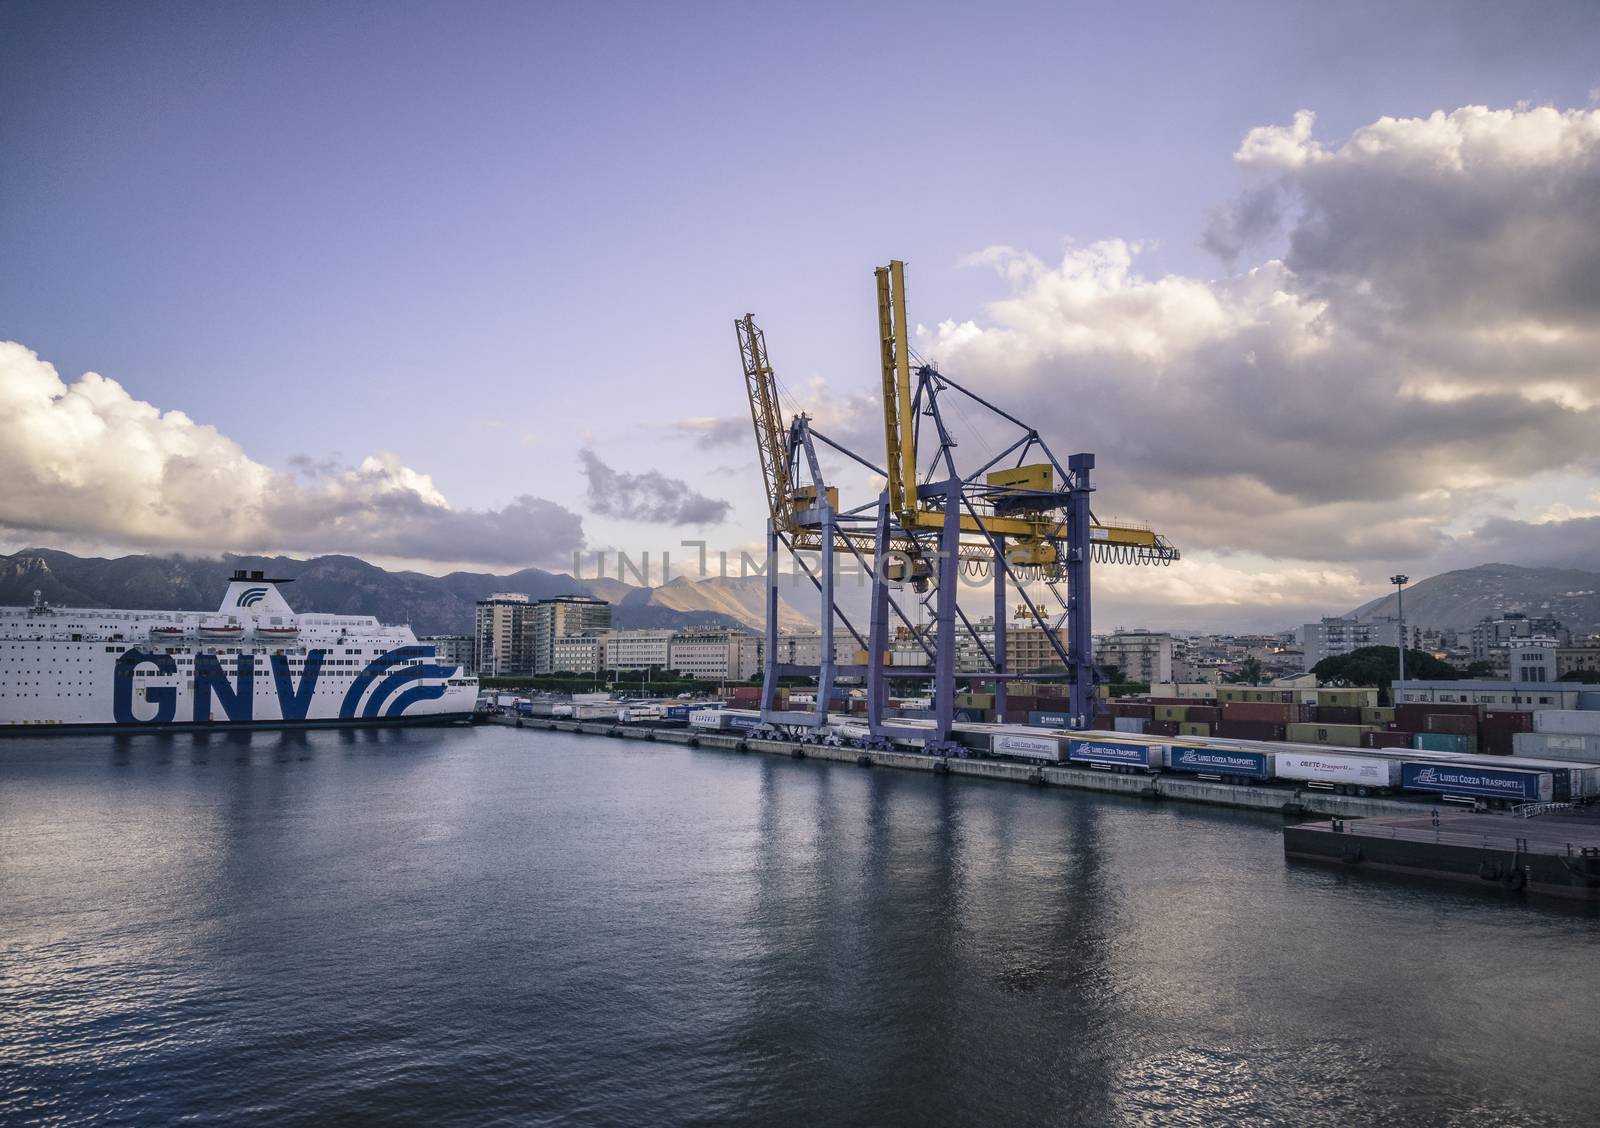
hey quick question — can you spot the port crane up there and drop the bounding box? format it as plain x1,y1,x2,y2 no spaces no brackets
737,260,1177,752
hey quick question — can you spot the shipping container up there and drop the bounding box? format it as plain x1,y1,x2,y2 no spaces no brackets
1146,720,1180,737
1314,705,1363,725
1214,720,1286,741
1400,761,1552,803
1028,710,1072,728
1285,722,1370,748
1413,732,1468,754
1424,713,1474,736
1166,745,1274,781
1362,731,1413,749
1067,738,1167,772
1272,750,1401,793
1155,705,1188,722
1113,716,1149,734
1532,710,1600,736
1315,688,1380,708
1178,722,1212,737
1223,701,1295,723
1360,707,1396,725
1512,731,1600,764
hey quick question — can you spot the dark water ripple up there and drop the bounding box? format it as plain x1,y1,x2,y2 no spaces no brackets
1,726,1595,1126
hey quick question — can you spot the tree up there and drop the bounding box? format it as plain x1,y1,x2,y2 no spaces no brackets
1224,657,1265,685
1464,660,1496,677
1312,646,1458,702
1561,669,1600,684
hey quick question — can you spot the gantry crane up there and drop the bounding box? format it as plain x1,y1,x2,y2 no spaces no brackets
736,260,1177,751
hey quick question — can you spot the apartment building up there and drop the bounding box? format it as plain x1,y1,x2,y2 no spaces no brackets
530,596,612,675
474,592,534,677
1300,617,1399,670
605,629,675,671
550,631,608,675
420,634,475,674
1098,629,1174,684
669,631,761,681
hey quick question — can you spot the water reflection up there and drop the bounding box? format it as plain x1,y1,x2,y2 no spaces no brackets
1,728,1596,1127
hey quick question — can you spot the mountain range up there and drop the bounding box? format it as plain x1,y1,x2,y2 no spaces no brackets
0,548,818,636
1349,563,1600,637
8,550,1595,642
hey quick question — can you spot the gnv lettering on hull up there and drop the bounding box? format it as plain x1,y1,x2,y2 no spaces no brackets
113,649,179,724
113,647,331,724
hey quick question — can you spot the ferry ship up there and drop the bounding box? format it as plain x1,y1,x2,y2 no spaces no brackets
0,570,477,733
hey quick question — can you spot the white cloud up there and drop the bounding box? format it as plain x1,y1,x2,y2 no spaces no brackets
1235,108,1322,170
921,103,1600,587
0,342,584,568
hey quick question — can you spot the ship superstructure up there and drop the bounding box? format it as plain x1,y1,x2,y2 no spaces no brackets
0,570,477,732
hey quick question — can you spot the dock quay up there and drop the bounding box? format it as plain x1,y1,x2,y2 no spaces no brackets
487,714,1426,820
1285,807,1600,901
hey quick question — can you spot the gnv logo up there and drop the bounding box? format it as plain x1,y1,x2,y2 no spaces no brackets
236,586,269,607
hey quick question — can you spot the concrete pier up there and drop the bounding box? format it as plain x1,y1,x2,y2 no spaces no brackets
487,715,1425,820
1285,807,1600,901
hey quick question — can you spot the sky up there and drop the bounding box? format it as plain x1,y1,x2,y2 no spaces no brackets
3,0,1599,632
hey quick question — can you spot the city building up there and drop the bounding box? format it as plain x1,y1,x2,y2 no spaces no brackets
530,596,612,675
604,629,675,672
1098,630,1174,684
1556,637,1600,679
475,592,535,677
774,632,860,667
420,634,475,674
1393,679,1591,712
1300,617,1399,670
550,630,608,675
950,618,1067,674
1469,613,1569,662
669,630,761,681
1507,637,1560,683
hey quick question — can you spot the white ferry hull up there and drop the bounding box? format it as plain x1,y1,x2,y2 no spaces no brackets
2,572,477,734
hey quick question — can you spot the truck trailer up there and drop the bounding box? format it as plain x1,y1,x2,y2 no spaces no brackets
1271,751,1402,795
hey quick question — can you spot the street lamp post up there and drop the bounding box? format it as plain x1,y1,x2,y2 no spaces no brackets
1390,574,1409,694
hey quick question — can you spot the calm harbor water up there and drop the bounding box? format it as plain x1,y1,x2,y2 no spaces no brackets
1,725,1595,1127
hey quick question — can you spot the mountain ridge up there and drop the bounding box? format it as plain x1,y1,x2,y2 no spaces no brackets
0,549,824,636
1347,563,1600,636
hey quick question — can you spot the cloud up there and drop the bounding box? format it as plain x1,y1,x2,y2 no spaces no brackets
672,415,749,447
1200,184,1283,264
921,103,1600,573
1447,514,1600,571
579,449,731,525
0,342,584,568
671,374,884,462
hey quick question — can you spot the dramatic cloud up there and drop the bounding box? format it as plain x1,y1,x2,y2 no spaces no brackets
1448,514,1600,571
0,342,584,568
923,104,1600,581
579,449,732,525
1199,184,1283,265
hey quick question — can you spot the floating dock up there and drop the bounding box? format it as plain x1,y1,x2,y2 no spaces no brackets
1284,807,1600,901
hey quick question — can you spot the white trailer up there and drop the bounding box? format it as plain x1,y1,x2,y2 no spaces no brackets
1271,750,1402,794
617,703,664,722
987,731,1067,764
